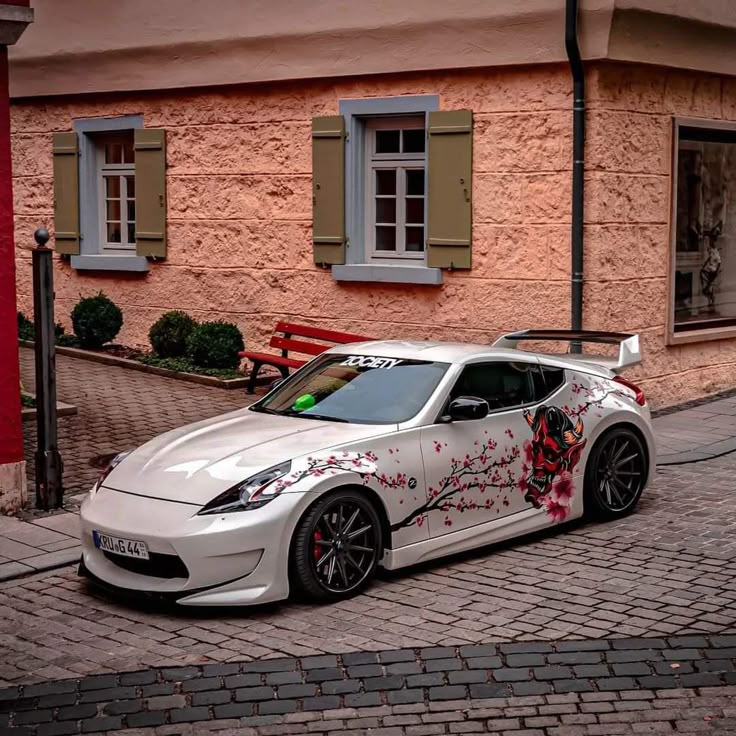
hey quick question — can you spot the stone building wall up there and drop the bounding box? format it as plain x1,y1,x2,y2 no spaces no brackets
10,62,736,407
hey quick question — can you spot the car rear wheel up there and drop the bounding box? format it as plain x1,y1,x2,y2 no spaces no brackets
290,490,382,602
584,427,648,520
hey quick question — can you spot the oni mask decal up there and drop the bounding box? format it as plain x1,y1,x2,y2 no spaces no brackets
522,405,586,509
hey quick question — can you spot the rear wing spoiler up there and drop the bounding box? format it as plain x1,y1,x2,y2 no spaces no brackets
492,330,641,374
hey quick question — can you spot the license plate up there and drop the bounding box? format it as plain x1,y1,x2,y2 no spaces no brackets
93,530,149,560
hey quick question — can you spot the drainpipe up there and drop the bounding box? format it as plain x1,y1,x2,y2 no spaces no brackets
565,0,585,349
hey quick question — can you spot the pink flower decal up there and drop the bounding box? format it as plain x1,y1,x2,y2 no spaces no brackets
553,472,574,502
544,498,569,522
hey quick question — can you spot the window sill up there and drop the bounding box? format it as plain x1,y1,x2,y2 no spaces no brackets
332,264,442,285
667,323,736,345
70,254,149,273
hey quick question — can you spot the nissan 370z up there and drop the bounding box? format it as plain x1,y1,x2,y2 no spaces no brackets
79,330,655,606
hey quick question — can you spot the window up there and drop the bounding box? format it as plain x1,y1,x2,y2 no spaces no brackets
253,354,449,424
314,97,472,285
365,117,426,262
97,134,136,253
671,120,736,339
52,116,166,272
450,362,535,411
529,365,565,400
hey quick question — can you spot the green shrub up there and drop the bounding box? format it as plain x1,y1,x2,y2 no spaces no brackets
70,292,123,349
18,312,70,343
149,310,197,358
186,320,244,369
17,312,33,341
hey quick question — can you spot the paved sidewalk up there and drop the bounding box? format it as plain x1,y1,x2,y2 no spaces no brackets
0,513,80,581
654,392,736,465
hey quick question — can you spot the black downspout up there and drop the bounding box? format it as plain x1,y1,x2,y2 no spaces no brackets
565,0,585,350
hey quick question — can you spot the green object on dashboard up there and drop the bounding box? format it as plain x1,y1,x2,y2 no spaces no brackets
292,393,316,412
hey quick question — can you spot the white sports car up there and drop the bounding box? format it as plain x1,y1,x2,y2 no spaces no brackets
79,330,655,606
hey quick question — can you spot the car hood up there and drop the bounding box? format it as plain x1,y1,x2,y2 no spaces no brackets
103,408,394,506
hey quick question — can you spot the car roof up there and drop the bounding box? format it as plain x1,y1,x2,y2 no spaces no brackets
326,339,614,378
327,340,531,364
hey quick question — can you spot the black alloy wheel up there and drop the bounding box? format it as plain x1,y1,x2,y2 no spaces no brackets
290,490,382,602
585,427,648,519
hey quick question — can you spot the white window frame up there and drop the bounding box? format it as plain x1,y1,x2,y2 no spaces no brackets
364,116,427,264
96,134,136,254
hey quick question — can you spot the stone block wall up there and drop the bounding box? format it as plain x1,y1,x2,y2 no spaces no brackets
10,62,736,407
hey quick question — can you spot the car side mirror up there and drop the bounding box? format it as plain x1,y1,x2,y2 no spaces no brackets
446,396,489,422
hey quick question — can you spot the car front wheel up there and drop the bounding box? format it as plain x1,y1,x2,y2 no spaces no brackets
584,427,648,520
290,490,382,602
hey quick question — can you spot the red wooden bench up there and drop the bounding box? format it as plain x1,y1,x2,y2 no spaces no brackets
239,321,374,393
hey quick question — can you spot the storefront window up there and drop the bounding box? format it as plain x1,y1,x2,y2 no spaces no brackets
673,123,736,334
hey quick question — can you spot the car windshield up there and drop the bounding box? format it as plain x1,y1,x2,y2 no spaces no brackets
251,354,449,424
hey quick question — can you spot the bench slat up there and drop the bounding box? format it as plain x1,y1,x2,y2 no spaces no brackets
270,335,330,356
238,351,306,369
275,321,373,345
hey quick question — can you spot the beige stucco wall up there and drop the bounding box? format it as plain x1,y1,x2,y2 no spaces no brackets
10,62,736,408
10,0,736,98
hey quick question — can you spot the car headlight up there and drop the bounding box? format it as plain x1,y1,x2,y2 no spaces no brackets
90,451,131,497
198,461,292,515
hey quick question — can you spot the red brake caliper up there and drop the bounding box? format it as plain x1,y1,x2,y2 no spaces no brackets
313,530,323,561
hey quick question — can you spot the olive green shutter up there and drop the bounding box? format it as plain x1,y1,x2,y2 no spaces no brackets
134,128,167,258
52,132,80,255
312,115,345,265
427,110,473,269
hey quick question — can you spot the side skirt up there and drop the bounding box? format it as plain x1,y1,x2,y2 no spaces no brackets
382,505,578,570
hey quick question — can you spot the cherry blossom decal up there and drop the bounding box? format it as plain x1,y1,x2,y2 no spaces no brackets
268,378,624,531
391,439,519,531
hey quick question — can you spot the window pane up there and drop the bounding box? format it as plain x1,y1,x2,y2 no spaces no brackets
105,176,121,198
105,143,123,164
376,198,396,224
403,128,425,153
107,223,122,243
406,226,424,252
375,169,396,195
450,363,534,409
128,223,136,244
122,141,135,164
106,200,121,220
375,226,396,251
127,200,136,223
406,197,424,225
125,175,135,198
375,129,400,154
674,129,736,331
406,169,425,196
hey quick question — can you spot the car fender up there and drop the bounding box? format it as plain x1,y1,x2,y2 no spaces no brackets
580,406,656,487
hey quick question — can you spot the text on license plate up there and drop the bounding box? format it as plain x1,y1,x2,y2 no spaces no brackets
93,531,149,560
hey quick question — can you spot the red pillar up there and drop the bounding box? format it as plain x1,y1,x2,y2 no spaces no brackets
0,45,24,469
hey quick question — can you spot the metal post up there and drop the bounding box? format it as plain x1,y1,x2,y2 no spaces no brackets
32,227,63,509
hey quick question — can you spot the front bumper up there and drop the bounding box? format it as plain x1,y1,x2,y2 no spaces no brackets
79,487,304,606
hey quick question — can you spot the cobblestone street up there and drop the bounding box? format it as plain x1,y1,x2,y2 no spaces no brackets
6,352,736,733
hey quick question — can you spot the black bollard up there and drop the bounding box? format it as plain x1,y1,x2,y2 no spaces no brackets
32,227,63,509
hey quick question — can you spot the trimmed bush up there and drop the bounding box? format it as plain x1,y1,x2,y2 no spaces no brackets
149,311,197,358
71,292,123,349
18,312,69,343
186,320,244,369
17,312,33,341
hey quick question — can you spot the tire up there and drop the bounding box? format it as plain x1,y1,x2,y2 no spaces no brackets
584,427,648,520
289,489,383,603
